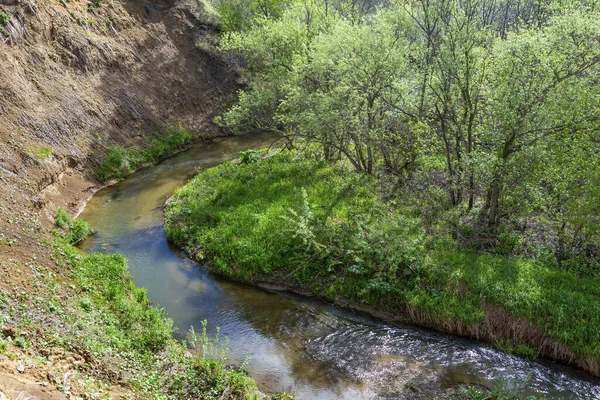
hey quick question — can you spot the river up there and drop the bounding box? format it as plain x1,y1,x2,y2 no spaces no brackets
79,133,600,399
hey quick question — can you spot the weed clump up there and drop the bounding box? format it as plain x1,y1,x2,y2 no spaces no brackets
55,208,93,245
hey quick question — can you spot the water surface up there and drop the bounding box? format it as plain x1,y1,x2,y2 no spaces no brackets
80,134,600,399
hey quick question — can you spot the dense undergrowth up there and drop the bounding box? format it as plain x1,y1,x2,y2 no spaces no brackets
165,151,600,374
47,210,266,399
96,128,195,182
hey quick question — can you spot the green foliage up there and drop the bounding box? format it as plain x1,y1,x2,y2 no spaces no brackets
0,12,9,27
497,339,538,360
54,209,93,245
75,252,173,351
144,129,194,163
69,219,93,245
79,296,93,312
97,129,194,182
166,155,600,366
55,208,70,229
166,152,424,289
26,145,53,160
97,146,128,181
218,0,600,262
170,322,257,399
238,149,261,164
209,0,291,33
13,336,28,349
51,240,267,399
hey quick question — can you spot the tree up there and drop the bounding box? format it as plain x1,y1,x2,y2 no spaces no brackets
482,10,600,226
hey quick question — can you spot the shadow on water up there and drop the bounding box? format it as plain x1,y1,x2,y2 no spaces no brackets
79,134,600,400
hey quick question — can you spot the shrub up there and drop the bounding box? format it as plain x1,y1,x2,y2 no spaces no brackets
55,208,70,228
54,209,93,245
69,219,93,245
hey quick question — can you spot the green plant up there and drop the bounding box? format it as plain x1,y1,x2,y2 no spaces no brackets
239,149,261,164
54,208,93,245
165,152,600,373
96,129,194,182
55,209,70,229
79,296,93,312
69,219,93,245
0,12,10,27
13,336,28,349
97,146,128,181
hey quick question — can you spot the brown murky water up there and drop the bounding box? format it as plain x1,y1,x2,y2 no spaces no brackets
80,134,600,399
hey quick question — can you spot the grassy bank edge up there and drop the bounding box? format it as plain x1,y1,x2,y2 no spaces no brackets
48,210,275,399
96,128,223,182
163,151,600,381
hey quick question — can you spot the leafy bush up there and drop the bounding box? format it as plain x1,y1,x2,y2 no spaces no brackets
55,208,70,228
54,209,93,245
0,12,9,27
69,219,93,245
238,149,260,164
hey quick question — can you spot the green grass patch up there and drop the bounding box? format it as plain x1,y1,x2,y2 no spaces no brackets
0,12,10,27
97,128,194,182
165,152,600,366
26,145,53,160
54,208,93,245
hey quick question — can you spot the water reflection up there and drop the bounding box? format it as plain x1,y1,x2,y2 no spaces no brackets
80,134,600,399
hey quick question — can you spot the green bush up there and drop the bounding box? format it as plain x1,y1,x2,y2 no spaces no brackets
239,149,261,164
54,209,93,245
69,219,93,245
0,12,10,27
55,208,70,228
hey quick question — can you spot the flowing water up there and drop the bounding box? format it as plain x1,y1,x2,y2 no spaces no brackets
80,134,600,399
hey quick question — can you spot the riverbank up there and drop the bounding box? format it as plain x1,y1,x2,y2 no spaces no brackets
164,151,600,379
50,211,266,399
0,133,284,398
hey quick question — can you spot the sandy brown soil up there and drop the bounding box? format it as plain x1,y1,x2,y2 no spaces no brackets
0,0,236,396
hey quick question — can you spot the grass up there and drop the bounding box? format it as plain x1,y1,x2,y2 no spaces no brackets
50,238,267,399
165,151,600,374
26,145,53,160
54,208,93,245
96,128,194,182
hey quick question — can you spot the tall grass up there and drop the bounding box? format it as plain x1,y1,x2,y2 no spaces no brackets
96,129,194,182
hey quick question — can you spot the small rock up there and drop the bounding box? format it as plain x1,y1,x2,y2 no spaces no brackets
16,364,25,373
